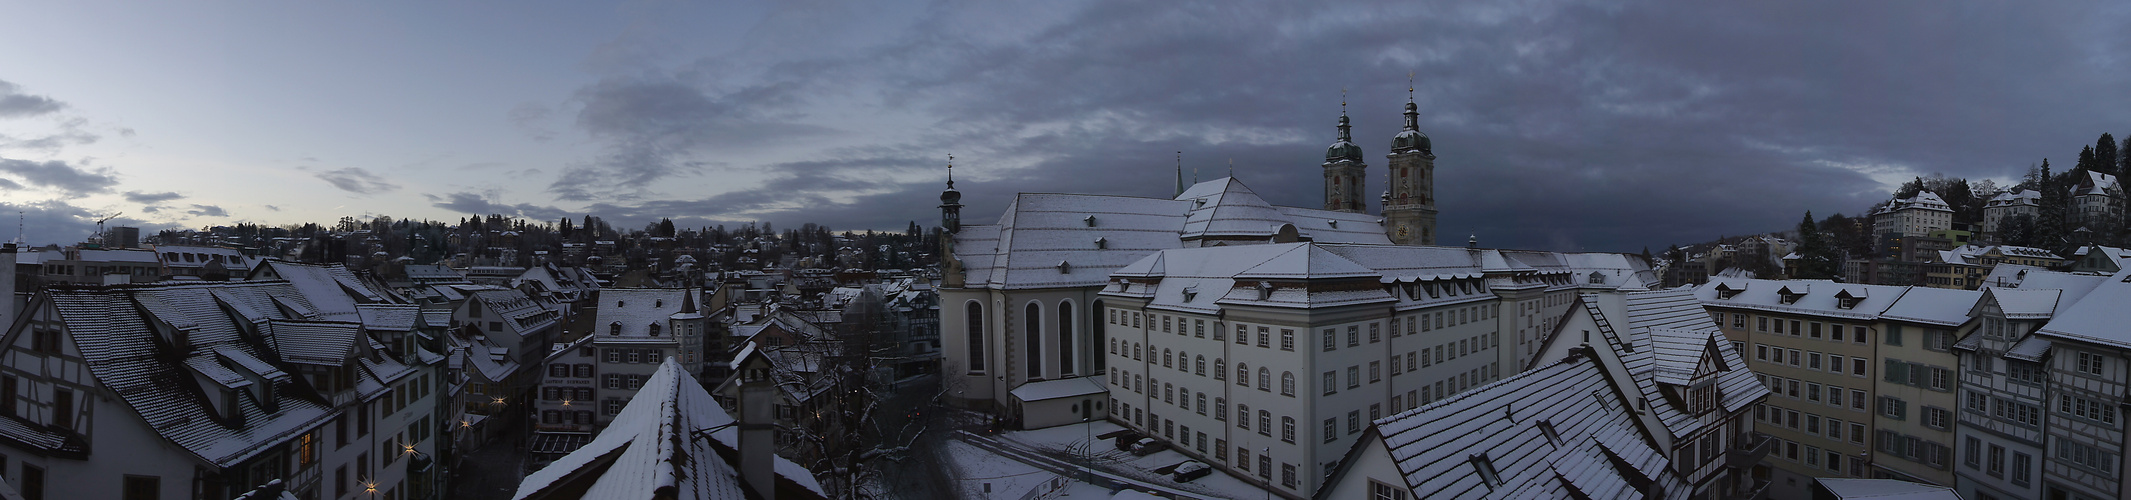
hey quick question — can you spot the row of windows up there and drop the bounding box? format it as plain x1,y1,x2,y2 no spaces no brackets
1119,400,1300,490
1759,373,1867,413
1964,437,2034,486
1884,359,1953,392
541,410,595,425
548,363,595,378
1755,403,1865,447
602,374,648,390
1768,434,1865,477
1875,429,1951,470
541,387,593,401
1964,390,2042,427
604,348,667,364
1754,345,1870,377
1731,313,1870,344
1322,405,1384,442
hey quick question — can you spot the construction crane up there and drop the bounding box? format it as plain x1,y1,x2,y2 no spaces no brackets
90,212,121,247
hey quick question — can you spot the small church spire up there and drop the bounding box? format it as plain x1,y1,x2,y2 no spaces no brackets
1175,151,1184,197
940,154,963,233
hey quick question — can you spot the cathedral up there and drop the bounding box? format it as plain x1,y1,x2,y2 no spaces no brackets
931,94,1653,497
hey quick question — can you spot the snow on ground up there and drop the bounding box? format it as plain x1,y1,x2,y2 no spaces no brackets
988,421,1278,500
941,440,1064,499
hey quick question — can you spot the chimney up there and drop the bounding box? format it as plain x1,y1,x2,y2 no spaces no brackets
738,364,777,500
0,243,16,330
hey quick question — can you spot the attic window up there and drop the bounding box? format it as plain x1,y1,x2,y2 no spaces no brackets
1057,261,1072,274
1327,219,1338,228
649,323,661,336
1258,281,1275,300
617,300,626,308
1095,237,1108,250
655,299,664,308
1470,454,1504,489
1589,271,1606,284
1838,296,1861,309
610,322,622,335
1194,198,1206,208
1537,420,1562,447
1084,215,1098,227
1182,286,1199,303
1778,292,1802,305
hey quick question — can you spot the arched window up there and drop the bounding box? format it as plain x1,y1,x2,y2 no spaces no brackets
1058,301,1075,375
1196,393,1207,415
1237,363,1250,387
965,301,986,373
1163,349,1173,368
1025,302,1043,379
1134,342,1142,360
1215,397,1226,421
1214,358,1226,380
1281,372,1295,396
1258,368,1271,392
1195,355,1206,376
1238,404,1250,428
1091,300,1106,371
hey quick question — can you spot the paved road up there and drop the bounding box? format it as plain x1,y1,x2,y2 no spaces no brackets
447,421,529,500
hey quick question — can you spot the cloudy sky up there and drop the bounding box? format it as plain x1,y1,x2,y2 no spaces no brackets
2,1,2127,252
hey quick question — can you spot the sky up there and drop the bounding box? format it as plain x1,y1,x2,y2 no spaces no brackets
1,1,2128,252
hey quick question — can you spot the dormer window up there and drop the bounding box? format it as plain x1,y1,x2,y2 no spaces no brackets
610,322,622,335
1470,453,1503,489
1084,215,1098,227
1095,237,1108,250
648,323,662,336
1327,220,1338,228
1835,288,1866,309
1182,286,1199,303
655,299,664,308
1714,282,1744,300
617,300,626,308
1589,271,1606,284
1057,261,1072,274
1537,420,1562,447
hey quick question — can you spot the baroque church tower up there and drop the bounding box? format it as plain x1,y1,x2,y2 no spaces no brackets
1383,87,1437,245
1322,97,1368,213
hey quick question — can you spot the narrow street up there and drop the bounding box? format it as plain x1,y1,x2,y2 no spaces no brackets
447,419,530,500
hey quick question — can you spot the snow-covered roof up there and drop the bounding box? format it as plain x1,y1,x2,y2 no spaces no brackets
513,358,824,500
1875,190,1953,214
1878,286,1981,327
950,177,1392,291
1938,244,2062,266
1363,353,1687,500
1695,278,1908,320
1105,243,1642,314
1986,189,2041,207
36,283,350,468
1813,478,1961,500
2036,268,2131,348
1616,290,1766,437
1981,288,2062,319
1009,376,1107,402
592,288,695,340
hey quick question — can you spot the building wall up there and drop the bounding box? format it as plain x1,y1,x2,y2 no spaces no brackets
940,286,1104,417
1953,310,2047,500
2039,339,2125,500
1100,292,1509,498
1870,320,1966,486
1711,307,1877,496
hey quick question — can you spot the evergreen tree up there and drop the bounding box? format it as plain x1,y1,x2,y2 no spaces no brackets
1795,211,1838,279
658,218,676,238
2100,133,2120,176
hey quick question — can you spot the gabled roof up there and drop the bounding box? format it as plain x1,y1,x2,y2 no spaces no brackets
39,285,335,468
950,177,1391,290
1361,353,1686,500
1878,286,1981,327
513,359,825,500
1695,278,1908,320
270,320,364,365
2036,268,2131,348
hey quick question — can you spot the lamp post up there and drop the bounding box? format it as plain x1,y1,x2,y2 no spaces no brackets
1081,416,1093,485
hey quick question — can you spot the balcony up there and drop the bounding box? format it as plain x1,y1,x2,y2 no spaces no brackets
1727,432,1772,469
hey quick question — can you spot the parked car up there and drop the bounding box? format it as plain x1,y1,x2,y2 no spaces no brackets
1130,438,1169,456
1173,461,1212,482
1114,433,1142,451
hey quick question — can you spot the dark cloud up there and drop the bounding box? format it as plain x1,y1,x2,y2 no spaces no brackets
0,178,19,190
0,79,64,118
0,199,166,246
124,191,184,203
426,191,571,221
265,205,282,212
186,204,228,217
314,167,401,195
0,157,120,195
554,0,2131,252
547,78,832,201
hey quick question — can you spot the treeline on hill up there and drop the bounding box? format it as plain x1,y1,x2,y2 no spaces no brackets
160,214,938,271
1670,133,2131,280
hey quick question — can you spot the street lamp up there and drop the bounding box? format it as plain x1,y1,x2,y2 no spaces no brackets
1081,415,1092,485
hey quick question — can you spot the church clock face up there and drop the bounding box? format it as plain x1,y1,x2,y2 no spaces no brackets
1395,224,1411,239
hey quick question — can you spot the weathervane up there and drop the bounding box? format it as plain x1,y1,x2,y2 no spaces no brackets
1408,71,1415,101
946,154,955,189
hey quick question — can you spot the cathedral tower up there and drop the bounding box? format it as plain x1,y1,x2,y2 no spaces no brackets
1323,98,1368,213
1384,86,1437,245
